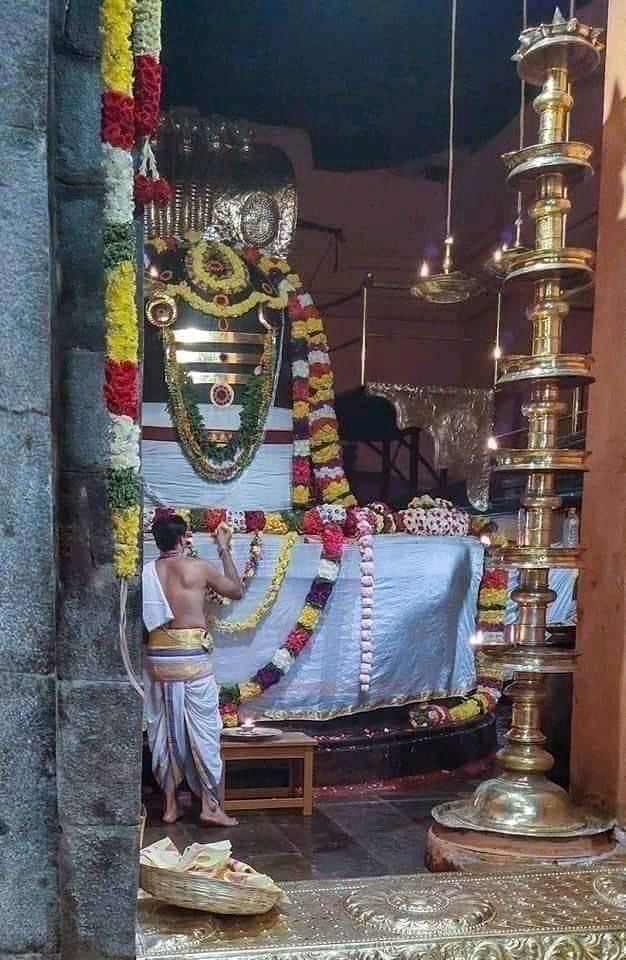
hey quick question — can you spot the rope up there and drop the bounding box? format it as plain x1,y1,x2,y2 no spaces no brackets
494,289,503,387
445,0,457,240
119,577,145,699
515,0,528,239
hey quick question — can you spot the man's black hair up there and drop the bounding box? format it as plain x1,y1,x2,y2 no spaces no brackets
152,513,188,552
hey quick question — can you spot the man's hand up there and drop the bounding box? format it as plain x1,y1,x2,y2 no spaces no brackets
214,522,232,554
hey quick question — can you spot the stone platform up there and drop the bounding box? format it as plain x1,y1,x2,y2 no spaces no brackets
137,866,626,959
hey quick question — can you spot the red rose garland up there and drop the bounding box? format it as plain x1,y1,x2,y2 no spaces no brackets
104,359,139,419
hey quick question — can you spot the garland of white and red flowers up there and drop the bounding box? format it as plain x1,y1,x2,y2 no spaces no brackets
132,0,171,208
219,524,344,726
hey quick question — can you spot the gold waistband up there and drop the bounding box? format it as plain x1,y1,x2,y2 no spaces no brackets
148,627,212,650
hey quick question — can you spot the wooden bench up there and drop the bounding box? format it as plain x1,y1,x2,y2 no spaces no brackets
221,731,316,816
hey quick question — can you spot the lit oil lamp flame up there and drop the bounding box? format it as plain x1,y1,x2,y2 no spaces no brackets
493,344,502,360
487,435,499,450
420,260,430,278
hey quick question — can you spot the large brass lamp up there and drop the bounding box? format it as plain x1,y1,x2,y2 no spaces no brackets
434,9,609,838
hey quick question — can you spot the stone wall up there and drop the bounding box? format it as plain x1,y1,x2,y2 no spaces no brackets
0,4,143,958
53,2,144,958
0,0,59,955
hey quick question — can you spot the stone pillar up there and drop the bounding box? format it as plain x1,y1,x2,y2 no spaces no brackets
570,0,626,827
0,4,59,956
53,3,144,958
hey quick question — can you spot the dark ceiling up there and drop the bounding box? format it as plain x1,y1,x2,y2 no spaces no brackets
163,1,574,172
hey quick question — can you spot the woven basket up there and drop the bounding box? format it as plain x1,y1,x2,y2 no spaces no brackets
139,864,282,915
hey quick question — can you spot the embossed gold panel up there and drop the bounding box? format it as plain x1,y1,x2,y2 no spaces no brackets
137,867,626,959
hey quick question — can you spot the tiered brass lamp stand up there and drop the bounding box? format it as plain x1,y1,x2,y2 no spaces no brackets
431,10,613,849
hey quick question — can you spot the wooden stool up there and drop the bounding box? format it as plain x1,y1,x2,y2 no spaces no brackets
221,732,316,816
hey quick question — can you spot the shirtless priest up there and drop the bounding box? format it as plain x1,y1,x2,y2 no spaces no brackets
143,511,242,827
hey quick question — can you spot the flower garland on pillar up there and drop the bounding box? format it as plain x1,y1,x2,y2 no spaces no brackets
132,0,171,208
100,0,142,577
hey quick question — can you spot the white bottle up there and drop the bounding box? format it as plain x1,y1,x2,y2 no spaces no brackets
517,507,526,543
562,507,580,547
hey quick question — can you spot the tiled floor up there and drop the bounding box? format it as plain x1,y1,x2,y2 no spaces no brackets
143,779,482,880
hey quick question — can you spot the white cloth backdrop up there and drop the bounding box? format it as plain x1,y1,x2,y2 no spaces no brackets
142,440,293,510
144,533,484,720
142,402,293,510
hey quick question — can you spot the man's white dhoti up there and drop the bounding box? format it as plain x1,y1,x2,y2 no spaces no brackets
144,666,223,800
143,626,222,802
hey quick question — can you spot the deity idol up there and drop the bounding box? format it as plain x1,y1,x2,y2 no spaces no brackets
142,111,298,510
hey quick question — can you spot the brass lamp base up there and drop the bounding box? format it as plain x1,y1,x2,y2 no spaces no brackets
433,777,612,838
502,141,593,188
497,352,593,385
411,270,482,304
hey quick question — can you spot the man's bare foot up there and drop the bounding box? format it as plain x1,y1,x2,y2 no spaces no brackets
199,806,238,828
162,807,180,825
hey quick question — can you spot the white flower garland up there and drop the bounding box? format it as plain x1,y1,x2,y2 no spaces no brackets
110,415,141,470
132,0,162,55
102,144,135,224
356,509,375,696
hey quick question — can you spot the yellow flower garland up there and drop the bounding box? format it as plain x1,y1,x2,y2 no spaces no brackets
324,480,353,502
187,241,248,294
101,0,135,93
112,506,141,577
211,534,297,633
166,280,287,319
291,320,308,339
299,605,320,631
478,609,506,625
479,587,508,608
293,485,310,506
106,262,139,361
239,680,263,702
264,513,289,534
313,442,342,464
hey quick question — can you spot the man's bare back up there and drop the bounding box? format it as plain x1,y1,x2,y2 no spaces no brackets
156,554,243,629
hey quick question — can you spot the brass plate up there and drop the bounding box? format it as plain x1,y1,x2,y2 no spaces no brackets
221,726,283,742
137,868,626,959
492,448,588,472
